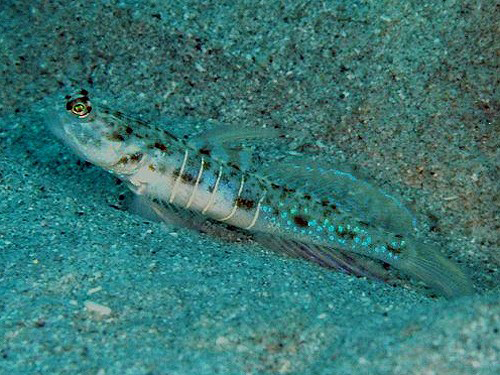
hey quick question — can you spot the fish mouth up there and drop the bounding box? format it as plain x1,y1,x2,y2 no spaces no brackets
44,108,66,141
43,106,91,161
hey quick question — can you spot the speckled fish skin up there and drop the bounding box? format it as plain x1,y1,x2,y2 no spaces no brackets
46,90,474,298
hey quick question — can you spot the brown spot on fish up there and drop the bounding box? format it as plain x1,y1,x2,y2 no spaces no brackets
202,160,211,170
386,244,401,255
335,227,346,237
172,168,181,178
107,132,125,142
154,142,168,152
228,162,240,171
181,173,195,184
199,147,211,156
271,183,280,190
125,126,133,135
293,216,308,227
149,164,156,171
236,197,255,210
321,199,329,207
303,194,311,200
117,156,129,164
130,152,143,162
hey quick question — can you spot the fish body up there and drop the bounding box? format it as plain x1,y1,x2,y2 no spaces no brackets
46,89,473,297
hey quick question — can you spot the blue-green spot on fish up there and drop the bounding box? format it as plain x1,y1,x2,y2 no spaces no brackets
46,89,473,298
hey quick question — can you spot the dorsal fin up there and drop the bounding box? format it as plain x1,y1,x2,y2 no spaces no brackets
188,124,281,146
143,112,281,171
259,155,417,235
185,124,280,171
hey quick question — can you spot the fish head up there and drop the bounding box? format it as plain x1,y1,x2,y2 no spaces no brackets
46,89,145,174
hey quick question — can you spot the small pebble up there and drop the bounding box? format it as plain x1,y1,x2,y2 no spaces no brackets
84,301,112,316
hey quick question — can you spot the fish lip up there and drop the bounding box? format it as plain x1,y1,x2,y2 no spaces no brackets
42,106,90,161
43,107,67,141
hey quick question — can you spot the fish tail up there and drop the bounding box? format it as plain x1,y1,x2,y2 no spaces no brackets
397,241,474,298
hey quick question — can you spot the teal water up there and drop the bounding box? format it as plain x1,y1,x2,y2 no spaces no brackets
0,1,498,374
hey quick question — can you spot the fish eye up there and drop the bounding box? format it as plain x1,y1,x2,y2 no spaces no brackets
67,97,92,118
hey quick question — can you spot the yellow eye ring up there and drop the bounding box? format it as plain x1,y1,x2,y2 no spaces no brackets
67,98,92,118
73,103,86,114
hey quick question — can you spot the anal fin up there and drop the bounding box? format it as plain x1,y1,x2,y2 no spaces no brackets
254,233,390,281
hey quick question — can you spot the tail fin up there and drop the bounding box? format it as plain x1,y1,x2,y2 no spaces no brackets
397,241,473,298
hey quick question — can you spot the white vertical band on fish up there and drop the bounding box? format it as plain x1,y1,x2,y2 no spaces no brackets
202,166,223,214
185,156,205,209
219,175,245,222
244,193,266,230
169,149,189,203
